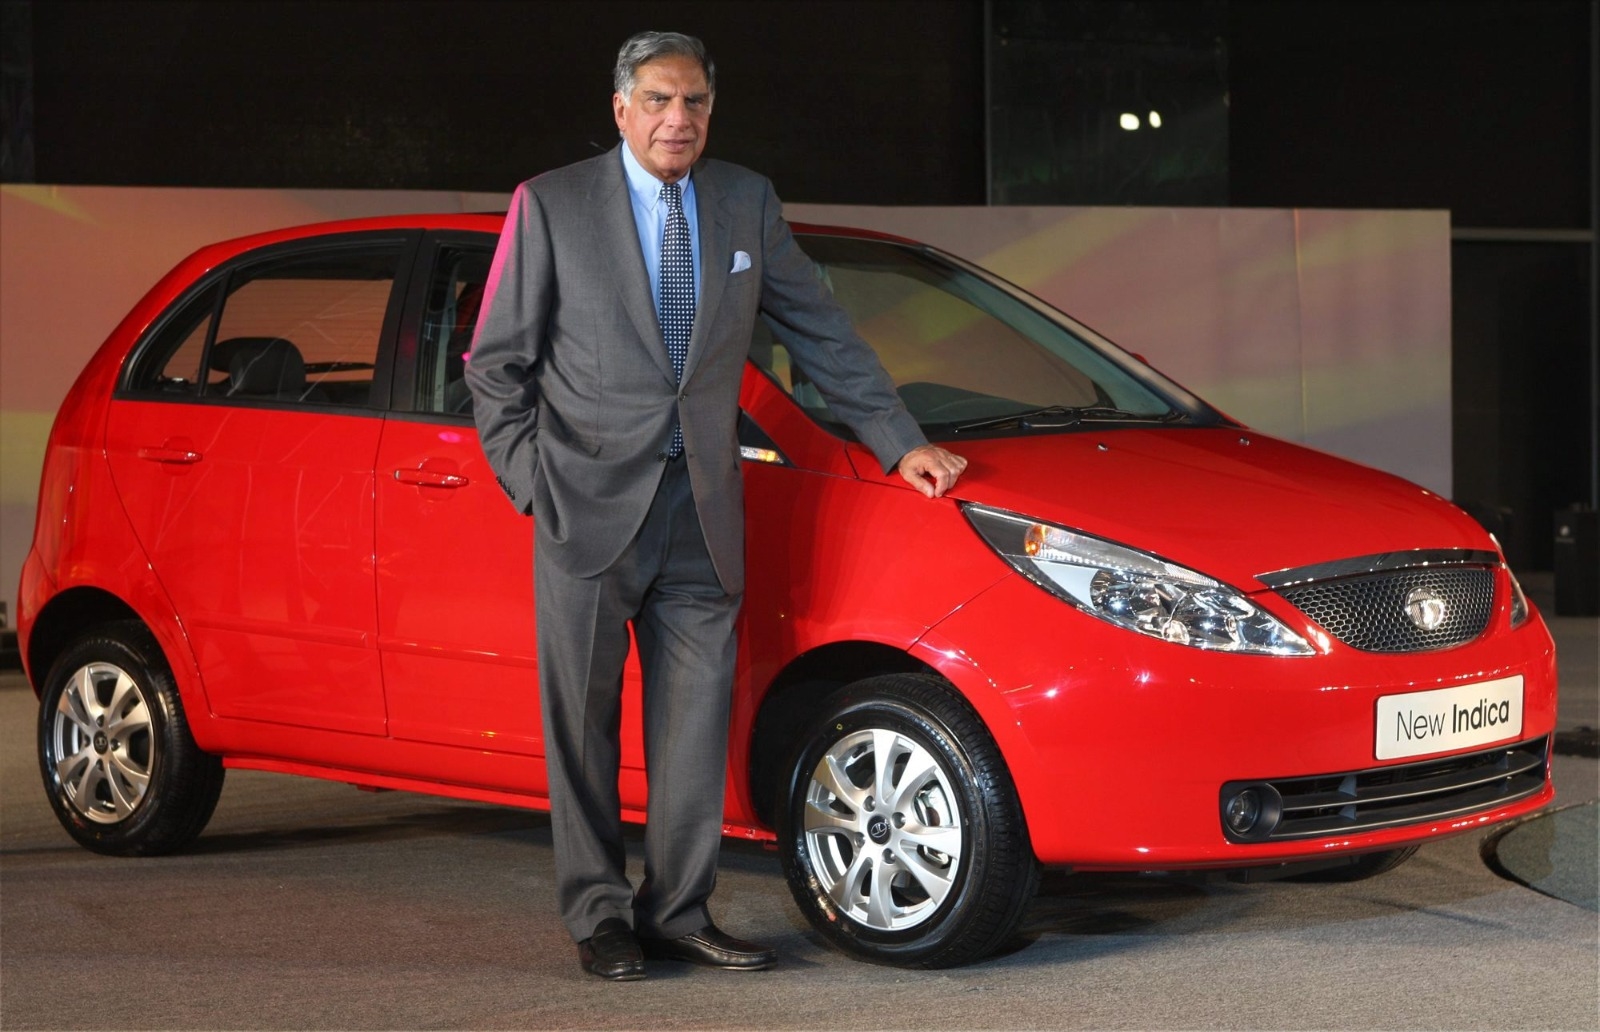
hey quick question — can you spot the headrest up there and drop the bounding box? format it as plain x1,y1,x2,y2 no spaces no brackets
212,337,306,398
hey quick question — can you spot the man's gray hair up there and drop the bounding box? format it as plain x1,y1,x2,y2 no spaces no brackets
613,31,716,98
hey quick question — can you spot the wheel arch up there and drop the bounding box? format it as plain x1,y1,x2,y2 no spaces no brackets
23,588,212,747
744,639,938,829
25,587,143,695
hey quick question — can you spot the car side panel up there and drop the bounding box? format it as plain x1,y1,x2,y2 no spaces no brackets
19,394,219,748
373,417,545,755
373,415,674,810
103,401,388,736
728,447,1011,828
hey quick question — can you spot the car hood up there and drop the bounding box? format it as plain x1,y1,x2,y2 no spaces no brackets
937,427,1493,592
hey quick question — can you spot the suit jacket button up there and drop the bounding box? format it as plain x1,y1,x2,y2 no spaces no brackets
656,451,669,462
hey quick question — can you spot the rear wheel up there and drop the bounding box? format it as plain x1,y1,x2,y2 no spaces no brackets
38,622,224,855
777,673,1038,967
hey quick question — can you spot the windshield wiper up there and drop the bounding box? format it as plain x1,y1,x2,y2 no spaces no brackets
948,405,1186,433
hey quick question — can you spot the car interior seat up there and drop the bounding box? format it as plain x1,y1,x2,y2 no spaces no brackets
210,336,312,401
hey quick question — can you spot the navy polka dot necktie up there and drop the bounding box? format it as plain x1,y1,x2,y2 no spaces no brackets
660,180,694,457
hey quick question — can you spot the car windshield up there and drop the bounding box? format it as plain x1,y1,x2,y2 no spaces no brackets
750,234,1219,437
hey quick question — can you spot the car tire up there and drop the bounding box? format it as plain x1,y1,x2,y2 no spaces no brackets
38,622,225,856
1286,846,1420,882
777,673,1038,967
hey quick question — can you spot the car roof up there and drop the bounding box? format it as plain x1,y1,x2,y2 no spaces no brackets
198,213,922,259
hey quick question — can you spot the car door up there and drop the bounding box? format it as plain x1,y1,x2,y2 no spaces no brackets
372,234,559,775
104,234,413,736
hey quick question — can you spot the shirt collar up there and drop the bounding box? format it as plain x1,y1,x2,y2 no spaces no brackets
620,142,691,209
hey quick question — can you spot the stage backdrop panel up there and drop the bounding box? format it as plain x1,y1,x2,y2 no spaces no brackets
0,186,1449,624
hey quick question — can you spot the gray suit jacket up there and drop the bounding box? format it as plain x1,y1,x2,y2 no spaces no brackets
466,145,926,594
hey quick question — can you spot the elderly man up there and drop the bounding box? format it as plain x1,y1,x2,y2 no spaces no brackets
467,30,965,980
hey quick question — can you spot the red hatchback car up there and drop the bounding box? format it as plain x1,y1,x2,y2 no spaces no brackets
20,214,1557,967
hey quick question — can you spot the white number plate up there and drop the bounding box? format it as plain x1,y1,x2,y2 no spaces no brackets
1375,675,1524,760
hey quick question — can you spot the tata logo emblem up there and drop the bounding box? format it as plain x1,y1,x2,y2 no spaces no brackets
1405,587,1448,631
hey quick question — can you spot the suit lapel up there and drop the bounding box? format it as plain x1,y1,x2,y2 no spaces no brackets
591,146,676,384
682,161,733,385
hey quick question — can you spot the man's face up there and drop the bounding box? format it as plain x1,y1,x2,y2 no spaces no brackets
613,54,712,183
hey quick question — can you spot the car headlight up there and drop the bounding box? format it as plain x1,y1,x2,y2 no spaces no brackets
1490,534,1531,629
1507,566,1530,628
963,504,1315,656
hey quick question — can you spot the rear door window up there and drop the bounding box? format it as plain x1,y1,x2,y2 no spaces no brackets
124,240,406,408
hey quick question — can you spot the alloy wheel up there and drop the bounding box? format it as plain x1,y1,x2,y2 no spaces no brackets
802,727,965,931
48,661,155,824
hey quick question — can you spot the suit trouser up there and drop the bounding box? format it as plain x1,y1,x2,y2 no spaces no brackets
534,455,741,942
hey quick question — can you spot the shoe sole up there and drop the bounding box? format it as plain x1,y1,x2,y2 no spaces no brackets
641,945,776,970
583,964,647,981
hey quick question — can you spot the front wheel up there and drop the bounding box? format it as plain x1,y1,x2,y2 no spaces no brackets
777,673,1038,967
38,622,225,856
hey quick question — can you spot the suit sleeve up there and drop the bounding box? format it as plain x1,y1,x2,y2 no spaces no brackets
752,180,928,474
465,181,551,515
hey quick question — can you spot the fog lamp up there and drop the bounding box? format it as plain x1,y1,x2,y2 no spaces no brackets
1224,790,1261,834
1219,781,1283,841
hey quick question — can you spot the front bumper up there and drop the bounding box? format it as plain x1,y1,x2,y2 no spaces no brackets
1218,735,1548,843
912,571,1559,869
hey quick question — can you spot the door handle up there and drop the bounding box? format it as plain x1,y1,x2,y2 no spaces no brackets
393,468,469,488
137,447,203,464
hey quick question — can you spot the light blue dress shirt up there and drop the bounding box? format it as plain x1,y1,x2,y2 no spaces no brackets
620,144,702,325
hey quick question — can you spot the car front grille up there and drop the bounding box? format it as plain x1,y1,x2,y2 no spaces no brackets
1221,736,1549,842
1276,566,1495,653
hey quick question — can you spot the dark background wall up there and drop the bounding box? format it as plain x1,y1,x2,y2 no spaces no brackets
2,0,1594,569
18,0,990,201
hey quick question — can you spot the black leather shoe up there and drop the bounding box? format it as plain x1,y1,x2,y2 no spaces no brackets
578,918,646,981
640,924,777,970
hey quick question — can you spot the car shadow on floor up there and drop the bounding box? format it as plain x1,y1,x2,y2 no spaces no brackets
187,798,550,854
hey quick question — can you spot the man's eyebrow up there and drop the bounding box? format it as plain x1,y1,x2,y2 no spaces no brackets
642,90,710,103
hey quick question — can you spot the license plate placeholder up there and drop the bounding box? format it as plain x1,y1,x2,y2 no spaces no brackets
1375,675,1524,760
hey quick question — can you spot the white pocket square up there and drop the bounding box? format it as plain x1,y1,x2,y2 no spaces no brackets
730,250,751,274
